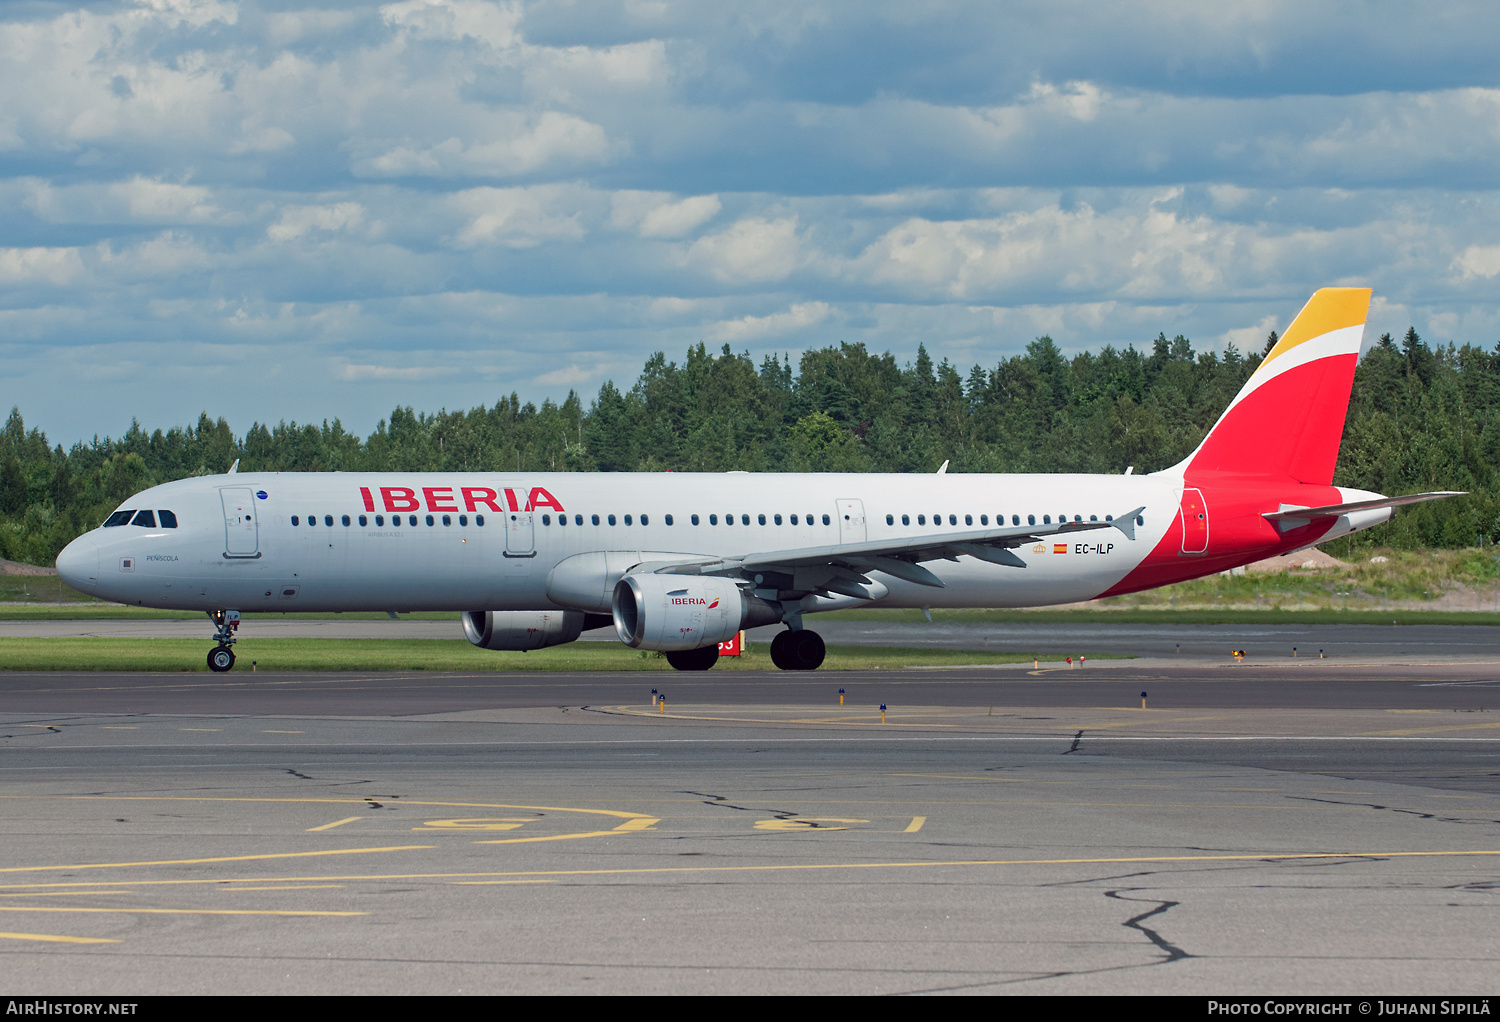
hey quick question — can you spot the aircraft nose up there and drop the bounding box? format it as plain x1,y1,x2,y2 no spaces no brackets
55,534,99,593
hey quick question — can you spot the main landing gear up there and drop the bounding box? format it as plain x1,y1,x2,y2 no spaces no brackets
207,610,240,673
662,628,827,672
770,628,825,671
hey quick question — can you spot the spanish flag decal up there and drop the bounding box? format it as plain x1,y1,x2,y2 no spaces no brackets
1053,543,1067,554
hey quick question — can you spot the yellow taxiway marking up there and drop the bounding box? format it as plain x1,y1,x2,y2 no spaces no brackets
0,795,656,820
903,816,927,833
0,891,132,898
0,931,119,945
0,906,362,917
222,885,344,892
0,845,433,875
306,817,364,832
449,880,557,886
178,729,220,732
1,847,1496,892
99,726,137,730
1363,722,1500,737
21,725,53,728
753,818,867,832
262,730,304,734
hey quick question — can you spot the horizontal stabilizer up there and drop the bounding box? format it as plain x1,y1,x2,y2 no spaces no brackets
1262,491,1464,529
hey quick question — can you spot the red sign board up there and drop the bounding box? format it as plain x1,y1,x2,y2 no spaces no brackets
718,631,743,656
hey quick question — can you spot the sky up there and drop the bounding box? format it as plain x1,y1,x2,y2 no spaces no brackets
5,0,1500,446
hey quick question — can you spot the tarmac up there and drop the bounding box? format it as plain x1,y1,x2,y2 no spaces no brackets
1,646,1497,994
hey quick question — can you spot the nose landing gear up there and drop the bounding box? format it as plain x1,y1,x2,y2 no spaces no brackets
207,610,241,673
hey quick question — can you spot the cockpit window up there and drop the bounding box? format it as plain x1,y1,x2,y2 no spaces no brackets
131,510,157,528
103,510,134,527
158,510,178,528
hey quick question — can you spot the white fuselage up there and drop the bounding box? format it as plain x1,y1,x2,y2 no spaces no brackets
59,471,1185,614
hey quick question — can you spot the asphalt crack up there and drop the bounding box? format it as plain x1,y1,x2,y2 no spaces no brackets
1289,795,1500,827
1104,889,1194,964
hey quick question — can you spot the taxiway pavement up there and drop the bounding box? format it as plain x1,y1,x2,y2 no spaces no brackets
0,662,1497,994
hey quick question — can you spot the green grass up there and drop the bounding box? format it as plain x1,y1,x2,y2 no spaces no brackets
0,637,1128,672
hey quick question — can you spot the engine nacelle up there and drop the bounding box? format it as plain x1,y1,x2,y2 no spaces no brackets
461,610,585,651
612,574,782,651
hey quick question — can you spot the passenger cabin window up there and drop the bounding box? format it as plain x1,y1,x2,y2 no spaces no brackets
774,514,782,525
159,510,178,528
918,514,926,525
758,514,766,526
886,514,894,525
980,515,988,526
965,515,973,526
710,514,718,525
358,515,367,526
131,510,156,528
425,515,435,526
691,514,699,525
641,514,649,525
1043,515,1051,524
308,514,317,526
408,515,418,527
1013,515,1021,526
324,515,333,527
1027,515,1035,525
592,514,600,525
342,515,351,526
460,515,468,526
375,515,384,526
822,514,831,525
443,515,452,526
665,514,674,526
902,514,910,525
741,514,750,526
574,515,583,525
475,515,485,526
291,515,300,526
623,515,632,525
608,514,617,526
103,510,135,527
790,514,798,525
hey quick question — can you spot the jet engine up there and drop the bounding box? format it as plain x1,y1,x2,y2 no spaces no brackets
612,574,781,651
461,610,585,651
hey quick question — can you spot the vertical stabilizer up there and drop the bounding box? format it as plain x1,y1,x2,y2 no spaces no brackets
1172,287,1371,485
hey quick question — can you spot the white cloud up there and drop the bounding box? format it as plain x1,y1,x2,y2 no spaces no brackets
709,301,831,341
1452,244,1500,281
687,216,801,283
340,363,459,380
447,186,586,247
0,247,85,285
360,112,611,178
380,0,522,48
610,191,721,237
108,177,216,222
268,203,367,242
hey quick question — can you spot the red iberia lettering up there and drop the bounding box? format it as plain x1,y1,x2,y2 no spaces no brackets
504,488,522,512
359,487,375,512
381,487,419,513
461,487,502,512
529,487,565,513
423,487,458,512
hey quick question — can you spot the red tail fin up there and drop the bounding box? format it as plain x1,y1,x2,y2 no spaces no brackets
1174,288,1371,485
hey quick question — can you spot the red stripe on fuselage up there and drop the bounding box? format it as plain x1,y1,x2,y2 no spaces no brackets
1098,475,1343,597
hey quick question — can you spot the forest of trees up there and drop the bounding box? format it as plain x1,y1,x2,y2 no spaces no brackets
1,327,1495,567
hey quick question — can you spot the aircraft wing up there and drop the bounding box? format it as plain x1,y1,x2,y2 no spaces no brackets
640,505,1146,596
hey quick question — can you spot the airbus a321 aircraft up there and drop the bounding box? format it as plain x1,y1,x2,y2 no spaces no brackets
55,288,1458,673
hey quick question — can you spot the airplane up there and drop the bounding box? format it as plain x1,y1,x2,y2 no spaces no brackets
54,287,1459,673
